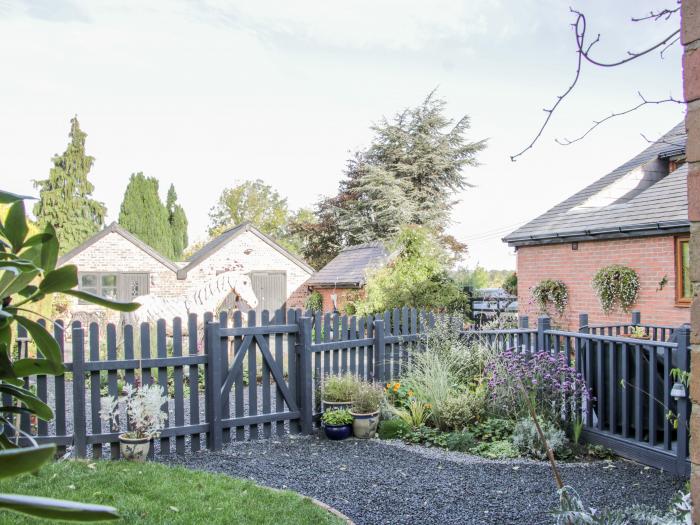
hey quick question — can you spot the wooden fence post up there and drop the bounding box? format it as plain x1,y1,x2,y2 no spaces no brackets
71,322,87,458
518,316,529,329
205,320,222,451
296,316,313,434
536,316,550,352
631,310,641,326
373,319,386,384
676,325,690,475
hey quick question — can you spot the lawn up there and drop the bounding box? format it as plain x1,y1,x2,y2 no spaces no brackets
0,460,343,525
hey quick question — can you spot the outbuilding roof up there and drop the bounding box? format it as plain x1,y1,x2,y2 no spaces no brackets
504,122,689,247
307,242,389,288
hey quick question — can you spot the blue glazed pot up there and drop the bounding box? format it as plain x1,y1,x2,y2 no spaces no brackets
323,423,352,441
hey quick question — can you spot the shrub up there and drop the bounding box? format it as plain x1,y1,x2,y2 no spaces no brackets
502,272,517,297
444,430,476,452
532,279,568,315
321,374,359,402
592,265,639,314
439,387,486,431
321,409,353,426
399,425,448,448
470,440,519,459
485,350,591,424
378,419,411,439
392,397,431,428
470,418,515,443
511,417,568,460
305,290,323,313
351,382,384,414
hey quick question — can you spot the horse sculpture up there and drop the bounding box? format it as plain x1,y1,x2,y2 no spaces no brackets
124,270,259,334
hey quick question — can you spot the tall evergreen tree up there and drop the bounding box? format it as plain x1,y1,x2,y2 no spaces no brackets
166,184,188,260
118,173,172,257
33,116,106,253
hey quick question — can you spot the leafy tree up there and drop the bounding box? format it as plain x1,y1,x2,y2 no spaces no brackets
118,173,172,258
166,184,188,260
354,226,468,315
33,117,106,254
0,189,137,520
208,180,289,239
299,91,485,266
287,202,342,270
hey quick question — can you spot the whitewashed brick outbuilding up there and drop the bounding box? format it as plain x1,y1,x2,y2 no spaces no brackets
58,222,313,322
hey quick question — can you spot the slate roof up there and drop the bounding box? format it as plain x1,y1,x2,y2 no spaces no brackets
307,242,389,287
504,122,689,246
58,222,180,272
177,222,314,278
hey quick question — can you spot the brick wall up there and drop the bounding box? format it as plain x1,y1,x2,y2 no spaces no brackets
516,235,690,329
311,287,363,314
682,0,700,519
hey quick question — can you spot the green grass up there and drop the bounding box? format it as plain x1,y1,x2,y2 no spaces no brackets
0,460,343,525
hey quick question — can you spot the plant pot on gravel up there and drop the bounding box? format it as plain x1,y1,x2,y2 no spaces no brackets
100,383,168,461
321,374,359,413
350,382,383,439
321,409,353,441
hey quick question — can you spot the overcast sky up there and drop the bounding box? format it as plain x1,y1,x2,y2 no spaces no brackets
0,0,685,269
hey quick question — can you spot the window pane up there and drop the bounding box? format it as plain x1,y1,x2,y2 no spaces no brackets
101,287,118,300
102,275,117,287
81,274,97,288
682,240,691,299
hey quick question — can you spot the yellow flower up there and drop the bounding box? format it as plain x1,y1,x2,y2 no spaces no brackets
408,390,414,397
425,403,432,409
386,383,390,389
393,384,400,392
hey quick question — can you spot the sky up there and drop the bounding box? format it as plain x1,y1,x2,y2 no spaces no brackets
0,0,685,270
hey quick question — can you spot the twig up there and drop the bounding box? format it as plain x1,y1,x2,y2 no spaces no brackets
555,92,683,146
640,133,685,149
631,4,681,23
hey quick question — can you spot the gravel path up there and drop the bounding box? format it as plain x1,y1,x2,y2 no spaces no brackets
162,435,685,525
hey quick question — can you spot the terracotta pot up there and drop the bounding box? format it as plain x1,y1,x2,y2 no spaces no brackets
350,411,380,439
119,433,151,461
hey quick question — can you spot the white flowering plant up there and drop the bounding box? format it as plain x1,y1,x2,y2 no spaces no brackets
592,265,639,314
532,279,568,316
100,383,168,439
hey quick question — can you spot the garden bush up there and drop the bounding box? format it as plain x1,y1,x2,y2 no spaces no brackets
470,440,519,459
378,419,411,439
470,418,515,442
511,417,568,460
321,374,359,402
444,430,476,452
439,387,486,431
351,382,384,414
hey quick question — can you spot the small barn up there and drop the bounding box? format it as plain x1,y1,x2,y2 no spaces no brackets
58,221,314,322
306,242,389,313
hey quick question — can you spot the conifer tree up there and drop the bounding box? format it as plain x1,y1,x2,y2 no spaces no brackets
166,184,188,260
118,173,172,257
33,116,106,253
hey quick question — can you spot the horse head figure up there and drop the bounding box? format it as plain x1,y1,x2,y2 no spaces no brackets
219,271,258,313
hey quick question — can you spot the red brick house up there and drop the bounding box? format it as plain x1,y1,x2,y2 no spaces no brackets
306,242,389,313
504,123,690,329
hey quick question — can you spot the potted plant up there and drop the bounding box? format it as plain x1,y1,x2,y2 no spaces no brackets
100,383,168,461
321,374,359,412
628,326,650,340
350,382,383,438
321,409,353,440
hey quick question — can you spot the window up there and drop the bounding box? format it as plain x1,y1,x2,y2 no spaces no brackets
675,236,691,306
78,273,149,303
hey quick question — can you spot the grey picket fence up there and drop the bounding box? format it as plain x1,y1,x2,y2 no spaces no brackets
3,308,691,475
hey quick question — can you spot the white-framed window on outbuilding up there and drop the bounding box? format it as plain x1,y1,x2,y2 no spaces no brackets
78,273,149,303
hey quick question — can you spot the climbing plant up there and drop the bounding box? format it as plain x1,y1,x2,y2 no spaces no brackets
592,265,639,314
532,279,568,315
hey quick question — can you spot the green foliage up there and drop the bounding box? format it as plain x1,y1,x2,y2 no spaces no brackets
443,430,476,452
511,417,568,460
294,92,485,267
592,265,639,314
354,226,469,315
470,418,515,443
377,419,411,440
166,184,188,260
469,440,519,459
1,190,139,520
118,173,173,258
304,291,323,313
1,460,343,525
532,279,568,315
398,425,449,448
438,388,486,432
33,117,106,254
502,272,517,296
321,409,353,426
320,374,360,402
351,382,383,414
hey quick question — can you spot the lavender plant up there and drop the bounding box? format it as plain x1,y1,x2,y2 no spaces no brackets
485,350,591,426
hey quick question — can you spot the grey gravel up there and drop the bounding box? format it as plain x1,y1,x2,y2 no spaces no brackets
162,434,685,525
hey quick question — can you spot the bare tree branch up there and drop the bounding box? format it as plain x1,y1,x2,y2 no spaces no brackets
640,133,685,149
555,92,683,146
510,7,681,161
631,3,681,23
